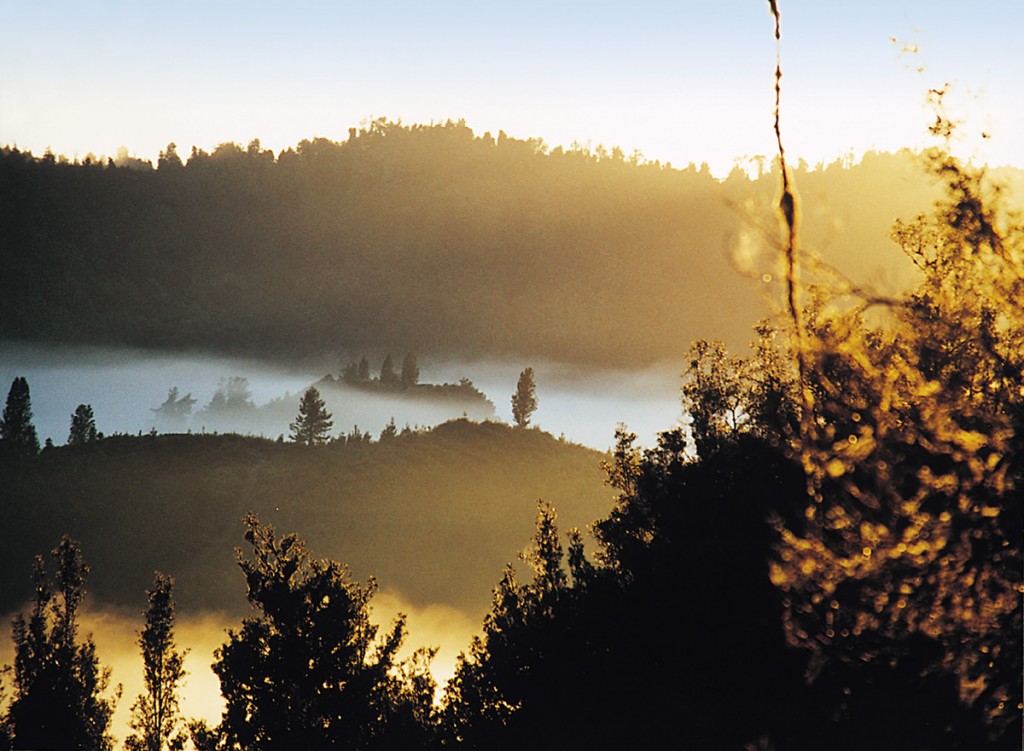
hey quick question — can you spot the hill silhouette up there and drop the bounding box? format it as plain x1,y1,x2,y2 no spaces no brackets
5,125,1008,367
0,419,612,618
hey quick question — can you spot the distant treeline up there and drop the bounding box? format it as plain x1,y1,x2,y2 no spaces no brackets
1,122,994,366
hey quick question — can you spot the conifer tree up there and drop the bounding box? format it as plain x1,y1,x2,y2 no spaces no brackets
379,417,398,442
289,386,333,445
1,377,40,457
379,354,398,386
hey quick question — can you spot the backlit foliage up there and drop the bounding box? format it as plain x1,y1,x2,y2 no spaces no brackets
772,149,1023,734
209,514,436,751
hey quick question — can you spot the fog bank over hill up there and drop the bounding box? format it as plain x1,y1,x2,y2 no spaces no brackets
0,342,684,450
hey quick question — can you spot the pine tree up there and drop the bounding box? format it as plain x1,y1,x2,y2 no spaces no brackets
289,386,333,445
1,377,40,457
126,573,187,751
67,404,98,446
511,368,538,428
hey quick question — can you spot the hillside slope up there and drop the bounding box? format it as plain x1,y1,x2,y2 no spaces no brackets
0,420,613,617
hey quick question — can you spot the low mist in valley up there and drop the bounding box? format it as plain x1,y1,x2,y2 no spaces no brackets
0,341,683,450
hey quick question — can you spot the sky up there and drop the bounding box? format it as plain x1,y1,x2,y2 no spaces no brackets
1,0,1022,176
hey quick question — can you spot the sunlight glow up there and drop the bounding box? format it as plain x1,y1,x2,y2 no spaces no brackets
1,2,1020,176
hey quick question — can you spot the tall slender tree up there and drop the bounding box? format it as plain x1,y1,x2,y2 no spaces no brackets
511,368,538,428
126,573,187,751
1,377,40,457
379,354,399,386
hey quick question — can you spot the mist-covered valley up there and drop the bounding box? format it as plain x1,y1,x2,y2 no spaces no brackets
1,125,1021,750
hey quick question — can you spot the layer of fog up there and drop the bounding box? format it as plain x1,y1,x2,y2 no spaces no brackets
0,342,686,451
0,589,480,744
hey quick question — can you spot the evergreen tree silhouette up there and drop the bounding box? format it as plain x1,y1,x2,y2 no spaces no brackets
289,386,333,445
126,573,188,751
1,377,40,457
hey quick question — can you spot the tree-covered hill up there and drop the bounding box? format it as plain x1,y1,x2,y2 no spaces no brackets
0,419,612,617
1,122,988,367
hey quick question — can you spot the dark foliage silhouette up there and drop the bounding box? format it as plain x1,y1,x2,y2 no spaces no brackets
204,514,435,751
125,573,188,751
3,537,117,751
1,377,39,458
289,386,333,445
68,403,98,446
510,368,537,429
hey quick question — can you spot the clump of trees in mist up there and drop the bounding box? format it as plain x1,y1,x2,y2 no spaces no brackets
341,353,420,389
0,144,1018,749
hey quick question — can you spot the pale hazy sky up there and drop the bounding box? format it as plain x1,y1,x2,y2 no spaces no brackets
2,0,1021,175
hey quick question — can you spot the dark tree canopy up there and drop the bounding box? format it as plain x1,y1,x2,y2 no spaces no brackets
289,386,333,445
67,403,98,446
379,355,398,387
1,377,40,457
400,353,419,388
5,537,117,751
207,515,435,751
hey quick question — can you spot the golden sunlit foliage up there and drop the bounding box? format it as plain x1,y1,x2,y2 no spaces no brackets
772,147,1023,734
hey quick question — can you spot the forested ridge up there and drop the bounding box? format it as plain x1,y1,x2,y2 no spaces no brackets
5,122,1014,367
